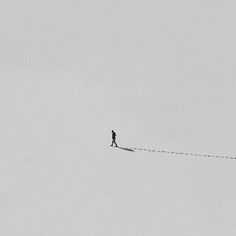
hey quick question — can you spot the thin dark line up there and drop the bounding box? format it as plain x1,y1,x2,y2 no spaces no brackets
128,147,236,160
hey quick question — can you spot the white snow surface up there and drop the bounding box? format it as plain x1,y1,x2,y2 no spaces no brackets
1,0,236,235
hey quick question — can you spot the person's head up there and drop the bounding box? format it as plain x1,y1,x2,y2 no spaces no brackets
111,130,114,133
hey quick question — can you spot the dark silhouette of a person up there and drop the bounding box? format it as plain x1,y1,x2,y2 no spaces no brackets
111,130,118,147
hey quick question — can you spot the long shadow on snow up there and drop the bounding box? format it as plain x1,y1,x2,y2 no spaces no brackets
111,146,135,152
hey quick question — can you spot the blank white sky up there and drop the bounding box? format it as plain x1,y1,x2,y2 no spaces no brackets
1,0,236,235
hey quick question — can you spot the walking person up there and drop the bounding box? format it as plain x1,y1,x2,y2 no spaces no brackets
111,130,118,147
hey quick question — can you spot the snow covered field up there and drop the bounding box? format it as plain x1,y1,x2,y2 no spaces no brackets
1,0,236,235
